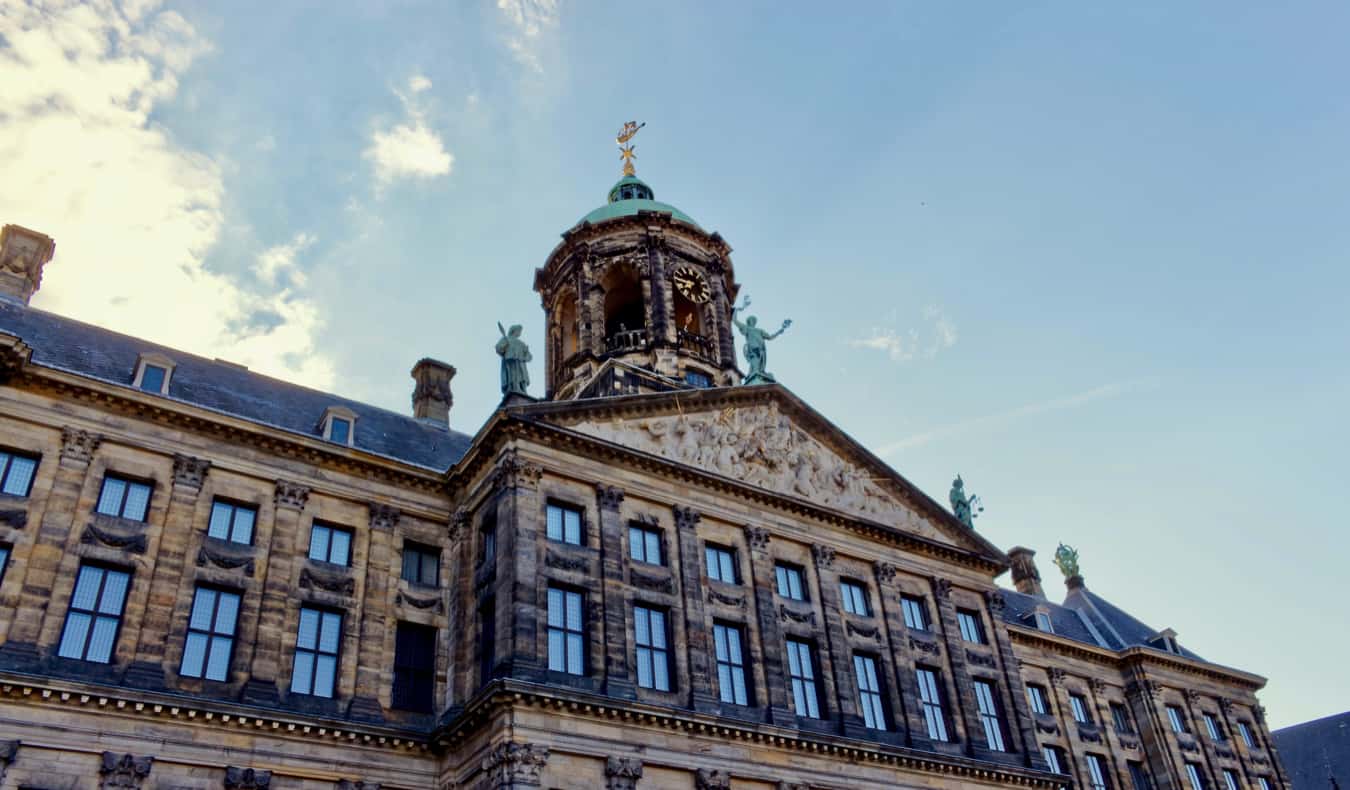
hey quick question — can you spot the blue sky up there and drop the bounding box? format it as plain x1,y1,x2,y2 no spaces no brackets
3,1,1347,728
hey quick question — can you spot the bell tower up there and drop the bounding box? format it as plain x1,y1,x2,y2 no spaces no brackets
534,124,741,400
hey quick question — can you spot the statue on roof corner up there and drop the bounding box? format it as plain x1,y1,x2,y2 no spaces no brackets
1053,543,1080,579
949,474,983,527
732,296,791,385
496,322,532,397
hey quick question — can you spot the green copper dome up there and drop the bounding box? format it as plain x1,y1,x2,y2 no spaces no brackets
577,175,699,227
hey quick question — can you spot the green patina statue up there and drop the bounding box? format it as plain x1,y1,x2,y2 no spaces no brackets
1053,543,1080,579
732,296,791,385
949,475,983,527
495,323,532,397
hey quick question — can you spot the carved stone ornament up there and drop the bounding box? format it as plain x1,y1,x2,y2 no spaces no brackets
224,767,272,789
492,451,542,491
0,508,26,529
99,752,153,788
810,543,835,568
779,604,816,627
696,768,732,790
171,454,210,490
1185,689,1203,705
545,550,590,573
846,621,881,641
1126,679,1162,700
743,525,770,550
984,589,1006,612
1089,677,1108,695
630,568,675,594
482,741,549,787
1049,667,1067,687
368,503,400,531
873,561,897,585
909,636,941,657
397,590,444,613
1078,723,1103,744
0,739,16,784
0,334,32,382
965,649,996,668
1218,697,1235,714
1253,704,1266,724
196,543,255,576
933,577,953,600
335,781,380,790
60,426,102,463
1034,714,1060,735
1119,735,1141,751
595,484,624,510
1178,733,1200,754
778,783,810,790
706,589,746,609
273,480,310,510
449,507,471,543
672,505,700,531
605,756,643,790
299,565,355,596
82,522,147,554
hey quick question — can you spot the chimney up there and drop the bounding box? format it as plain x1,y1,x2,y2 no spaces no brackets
410,358,456,427
0,225,55,305
1008,546,1045,598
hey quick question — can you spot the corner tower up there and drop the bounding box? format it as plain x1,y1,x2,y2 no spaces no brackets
534,124,741,400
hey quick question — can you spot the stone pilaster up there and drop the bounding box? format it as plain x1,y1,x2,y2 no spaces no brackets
1087,677,1133,788
481,741,548,789
240,480,309,706
644,230,673,345
930,577,980,754
349,502,400,723
810,543,861,736
1182,689,1222,788
447,506,472,710
495,452,543,680
604,756,642,790
985,590,1045,769
706,255,733,371
0,740,16,786
99,752,152,788
595,484,634,698
1125,676,1184,790
872,561,930,749
743,524,794,726
672,505,718,713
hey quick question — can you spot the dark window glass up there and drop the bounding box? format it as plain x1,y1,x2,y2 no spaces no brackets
957,609,986,643
328,417,351,444
713,622,749,706
480,514,496,566
0,544,9,588
1222,770,1240,790
1070,693,1092,724
290,607,341,697
1168,705,1189,733
1043,746,1065,774
840,581,870,616
1087,754,1111,790
392,621,436,712
1185,763,1207,790
705,545,737,584
57,564,130,663
785,639,819,718
546,502,583,545
633,605,671,692
479,596,495,685
1034,611,1054,632
684,371,711,388
974,680,1007,751
628,525,663,565
0,451,38,497
547,587,585,675
1204,712,1226,741
1257,778,1272,790
180,586,240,681
95,474,152,521
401,542,440,587
308,522,352,566
854,654,887,730
901,595,929,631
138,364,166,393
916,666,949,741
207,499,256,544
1027,684,1051,715
1128,761,1153,790
774,564,806,601
1112,702,1135,734
1238,721,1256,748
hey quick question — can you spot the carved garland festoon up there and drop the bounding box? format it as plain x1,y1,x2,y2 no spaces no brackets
482,741,549,787
99,752,153,788
224,767,272,789
60,426,101,463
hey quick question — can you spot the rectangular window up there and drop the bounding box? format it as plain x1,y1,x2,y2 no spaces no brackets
916,666,950,741
328,416,351,444
1186,763,1207,790
1027,684,1051,715
840,580,870,616
480,514,496,566
1128,761,1153,790
785,639,820,718
774,564,806,600
0,544,9,588
1043,746,1065,774
973,679,1007,751
901,595,930,631
957,608,986,643
138,364,167,393
546,502,583,545
179,586,240,681
308,522,352,566
1222,770,1240,790
478,596,495,685
547,587,585,675
290,607,341,697
628,524,664,565
1034,611,1054,632
0,450,38,497
391,621,436,712
207,499,256,545
1112,701,1135,734
57,564,130,663
853,654,887,730
95,474,152,521
1204,712,1226,741
1087,754,1111,790
633,605,671,692
684,371,711,388
1070,693,1092,724
1168,705,1189,733
705,544,738,584
713,622,749,706
1258,778,1272,790
401,542,440,587
1238,721,1256,748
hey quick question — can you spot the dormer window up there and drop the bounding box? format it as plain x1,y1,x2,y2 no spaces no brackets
1148,628,1180,653
1033,611,1055,634
319,407,357,447
132,352,175,395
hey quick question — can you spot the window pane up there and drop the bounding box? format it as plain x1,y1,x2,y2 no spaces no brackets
547,505,562,541
319,612,341,653
548,630,565,671
297,608,319,650
645,532,661,564
189,588,216,631
705,547,717,579
208,502,232,540
214,591,240,634
96,478,126,516
634,608,650,645
565,590,582,629
421,552,438,585
309,527,330,562
313,654,336,697
58,612,91,659
2,455,36,496
329,418,350,444
87,616,119,662
233,507,255,543
291,652,314,694
731,665,747,705
205,636,232,681
140,365,166,392
650,610,666,648
654,651,670,691
181,632,208,677
566,633,583,673
629,527,643,561
123,483,151,521
636,647,653,687
564,509,580,544
714,626,729,662
97,569,130,614
547,588,564,628
71,566,103,610
329,529,351,565
719,552,735,582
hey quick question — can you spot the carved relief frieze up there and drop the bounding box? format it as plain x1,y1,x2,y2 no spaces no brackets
1034,714,1059,735
60,426,101,463
873,561,897,585
449,507,470,543
224,767,272,789
779,604,816,627
336,781,380,790
1049,667,1067,687
933,577,953,600
629,568,675,594
696,768,732,790
810,543,835,568
984,589,1006,612
673,505,700,531
965,649,996,669
396,590,444,613
1078,723,1103,744
706,589,746,609
909,636,941,657
196,542,255,576
298,565,355,596
81,522,147,554
1090,677,1108,695
492,451,542,491
99,752,152,788
545,550,590,574
846,621,882,641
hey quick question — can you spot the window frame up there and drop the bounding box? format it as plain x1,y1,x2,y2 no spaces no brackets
132,352,175,395
627,523,664,566
1043,746,1066,774
400,541,441,587
1203,711,1226,742
704,543,739,584
915,665,950,741
1111,701,1135,734
57,562,132,664
207,498,257,545
1070,692,1093,724
1185,763,1207,790
1237,720,1256,749
1027,683,1051,715
785,638,821,719
179,584,241,682
973,679,1007,751
319,406,357,447
0,544,10,589
901,594,930,631
957,608,986,644
545,501,584,546
1086,753,1111,790
290,605,343,698
307,521,354,566
479,511,497,566
0,449,39,498
1033,611,1055,633
95,473,154,522
391,620,437,712
774,563,807,601
1168,705,1189,734
1128,761,1153,790
633,604,672,692
713,621,750,706
546,585,586,676
840,579,871,616
1222,769,1240,790
853,653,887,730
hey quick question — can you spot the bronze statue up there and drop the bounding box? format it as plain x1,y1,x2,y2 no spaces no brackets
732,296,791,385
495,323,532,397
949,474,983,528
1053,543,1080,579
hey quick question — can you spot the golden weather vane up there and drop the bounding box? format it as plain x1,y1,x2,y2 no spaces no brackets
616,120,645,176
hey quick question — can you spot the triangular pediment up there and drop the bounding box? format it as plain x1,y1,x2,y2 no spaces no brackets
512,385,1006,563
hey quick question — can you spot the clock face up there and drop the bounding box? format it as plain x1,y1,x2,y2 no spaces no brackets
672,265,711,304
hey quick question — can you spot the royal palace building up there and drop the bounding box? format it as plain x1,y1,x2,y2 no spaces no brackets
0,141,1290,789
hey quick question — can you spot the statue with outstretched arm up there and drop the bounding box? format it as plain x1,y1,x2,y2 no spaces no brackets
732,296,791,385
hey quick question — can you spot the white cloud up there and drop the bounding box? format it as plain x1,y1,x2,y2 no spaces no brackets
496,0,558,73
849,305,958,362
364,75,453,191
0,0,335,388
255,233,314,290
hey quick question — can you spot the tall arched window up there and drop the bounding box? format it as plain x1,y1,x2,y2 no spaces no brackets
602,264,646,351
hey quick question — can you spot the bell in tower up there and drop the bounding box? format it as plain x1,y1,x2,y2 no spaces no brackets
534,123,742,400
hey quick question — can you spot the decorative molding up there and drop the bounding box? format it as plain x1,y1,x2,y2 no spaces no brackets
965,649,996,668
1178,733,1201,754
196,543,255,576
629,568,675,594
0,508,26,529
1185,689,1203,705
482,741,549,787
298,565,355,596
846,621,881,641
0,333,32,382
605,756,643,790
672,505,700,531
99,752,153,788
492,451,542,491
368,503,400,531
81,522,147,554
449,507,470,543
1218,697,1235,714
1078,723,1103,744
1119,735,1141,751
909,636,941,657
171,454,210,490
1252,704,1266,724
60,426,101,463
1089,677,1108,694
224,767,272,789
396,590,444,613
273,480,310,511
706,589,746,609
933,577,953,600
743,525,770,551
696,768,732,790
1049,668,1067,687
779,604,816,627
1034,713,1059,735
873,561,897,585
545,550,590,574
595,484,625,510
810,543,835,568
1126,678,1162,700
984,589,1006,613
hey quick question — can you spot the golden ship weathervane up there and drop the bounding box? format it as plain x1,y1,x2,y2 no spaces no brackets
617,120,645,176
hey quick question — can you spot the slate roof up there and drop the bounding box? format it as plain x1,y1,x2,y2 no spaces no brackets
0,298,473,471
999,588,1107,648
1272,711,1350,788
999,585,1204,661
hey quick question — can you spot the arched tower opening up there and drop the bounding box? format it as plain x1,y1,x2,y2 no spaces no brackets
602,264,646,352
